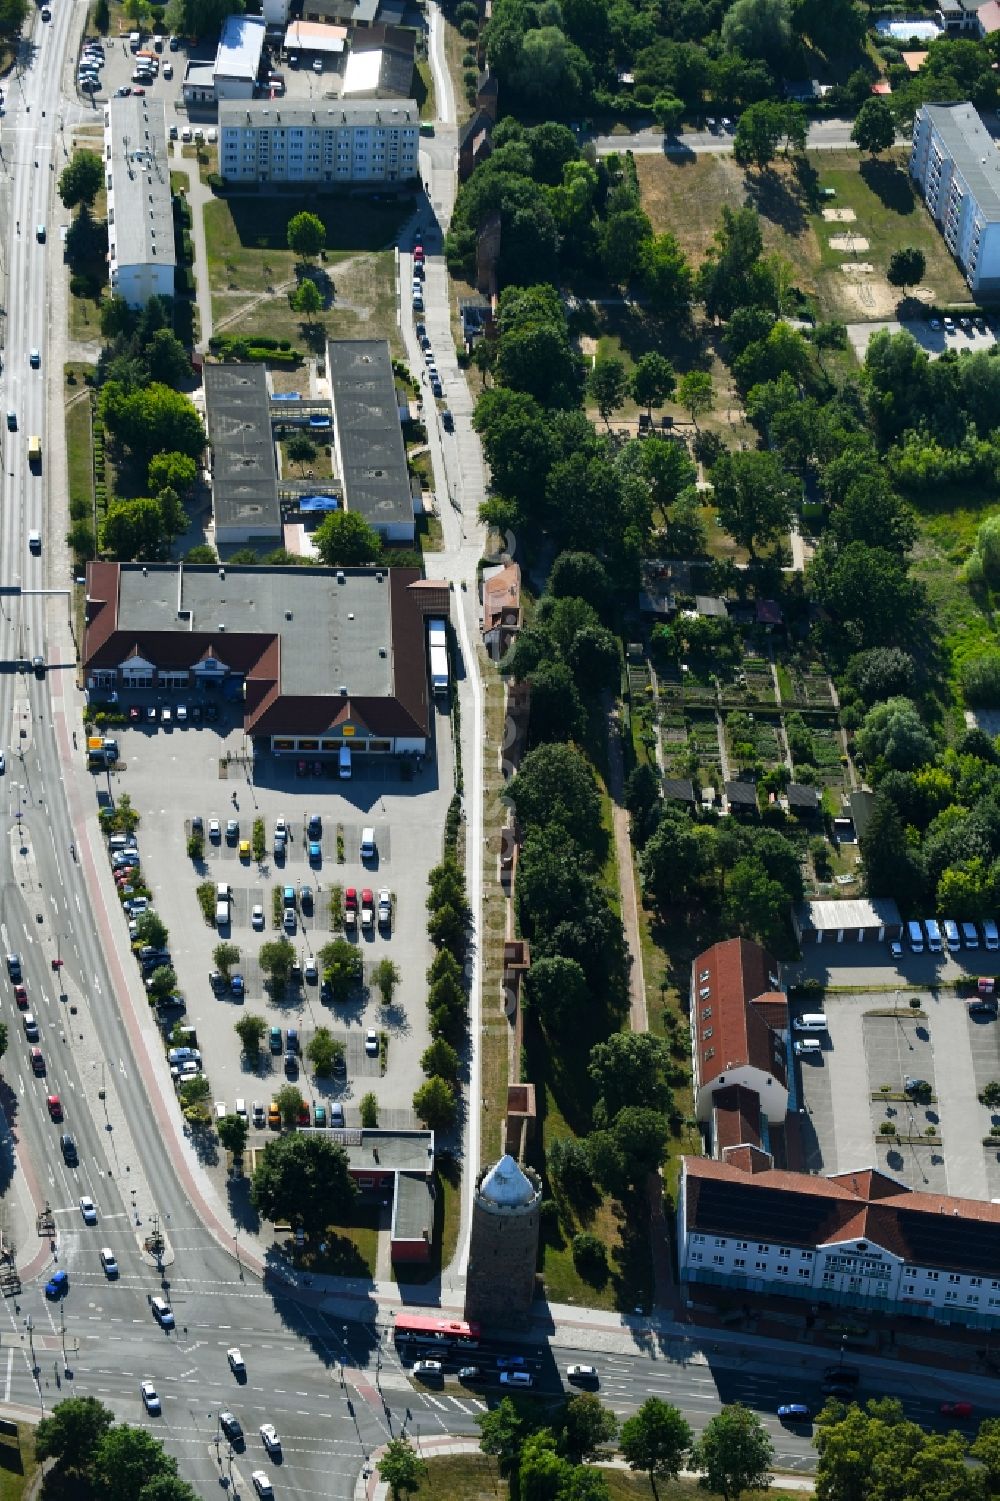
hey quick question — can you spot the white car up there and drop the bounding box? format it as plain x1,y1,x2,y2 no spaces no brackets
274,816,288,839
79,1196,98,1225
365,1028,379,1055
252,1473,274,1499
413,1359,443,1379
140,1380,161,1414
252,905,265,930
283,908,296,933
259,1423,281,1455
99,1247,118,1277
209,817,221,840
251,1102,266,1128
567,1364,598,1382
176,704,188,722
377,889,392,928
227,1346,246,1377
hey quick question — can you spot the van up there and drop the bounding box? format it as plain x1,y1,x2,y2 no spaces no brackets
962,921,980,949
27,436,41,467
215,899,229,928
925,918,943,954
984,919,999,952
793,1013,828,1033
129,30,141,49
216,881,231,900
360,826,376,860
339,745,352,779
943,919,961,950
794,1038,822,1057
907,919,925,953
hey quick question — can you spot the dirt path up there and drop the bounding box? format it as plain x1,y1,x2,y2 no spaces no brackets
605,705,647,1034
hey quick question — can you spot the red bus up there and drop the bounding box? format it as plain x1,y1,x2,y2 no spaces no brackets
393,1314,481,1349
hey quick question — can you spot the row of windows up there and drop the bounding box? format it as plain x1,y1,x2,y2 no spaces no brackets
694,1237,1000,1288
692,1258,1000,1307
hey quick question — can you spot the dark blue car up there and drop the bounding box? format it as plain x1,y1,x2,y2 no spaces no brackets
45,1270,68,1299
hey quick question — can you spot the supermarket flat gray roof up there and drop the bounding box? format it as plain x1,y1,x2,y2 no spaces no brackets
215,14,266,81
392,1172,435,1244
105,98,175,274
920,103,1000,221
204,365,281,536
327,340,413,531
219,99,419,130
113,564,395,698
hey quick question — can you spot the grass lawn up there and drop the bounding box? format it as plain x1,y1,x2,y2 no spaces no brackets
203,195,411,350
415,58,436,121
412,1455,802,1501
297,1202,381,1277
636,148,970,324
65,379,95,510
0,1424,38,1501
277,435,335,484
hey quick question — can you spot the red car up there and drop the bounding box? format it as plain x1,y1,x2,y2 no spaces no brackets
46,1095,62,1120
941,1401,974,1418
14,985,27,1009
413,244,424,261
297,1102,310,1126
345,887,357,910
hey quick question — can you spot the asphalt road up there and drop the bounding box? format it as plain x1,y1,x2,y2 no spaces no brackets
593,117,876,157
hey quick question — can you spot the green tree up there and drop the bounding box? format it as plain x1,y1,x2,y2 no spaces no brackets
691,1404,774,1501
588,358,627,429
138,1477,200,1501
148,452,197,497
291,276,324,322
314,510,383,566
653,93,685,132
412,1075,457,1129
234,1012,267,1060
99,381,204,467
92,0,109,27
520,1430,571,1501
146,329,192,388
252,1131,358,1233
721,0,792,63
851,96,896,156
639,232,693,321
36,1396,115,1478
306,1026,344,1077
630,352,676,419
619,1398,693,1496
678,370,714,428
95,1425,178,1501
588,1033,672,1125
379,1437,426,1500
101,496,171,562
360,1091,379,1127
373,957,400,1005
100,296,135,341
58,149,103,208
287,210,326,260
146,965,177,1002
523,954,588,1031
217,1113,248,1156
972,1416,1000,1494
259,937,296,989
134,910,168,949
477,1398,525,1478
318,938,363,1000
507,742,603,854
855,697,935,772
287,433,317,472
562,1394,618,1462
213,941,240,977
420,1037,460,1082
275,1083,305,1127
886,247,926,291
733,101,787,172
711,449,797,558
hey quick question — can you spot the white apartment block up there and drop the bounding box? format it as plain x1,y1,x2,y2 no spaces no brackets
218,100,419,185
104,97,176,309
678,1158,1000,1330
911,102,1000,295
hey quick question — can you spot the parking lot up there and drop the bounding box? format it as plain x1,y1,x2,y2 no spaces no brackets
847,315,998,363
793,988,1000,1200
94,691,453,1138
75,29,354,113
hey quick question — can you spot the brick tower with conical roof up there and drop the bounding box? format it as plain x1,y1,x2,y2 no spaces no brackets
464,1155,542,1327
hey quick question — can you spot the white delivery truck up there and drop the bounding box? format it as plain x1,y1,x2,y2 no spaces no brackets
427,617,449,697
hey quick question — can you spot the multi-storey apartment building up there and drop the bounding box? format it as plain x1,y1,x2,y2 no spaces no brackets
218,99,419,185
911,101,1000,294
103,97,176,309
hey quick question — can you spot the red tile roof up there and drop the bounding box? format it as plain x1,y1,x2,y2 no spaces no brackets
683,1157,1000,1273
692,938,786,1089
711,1083,763,1151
